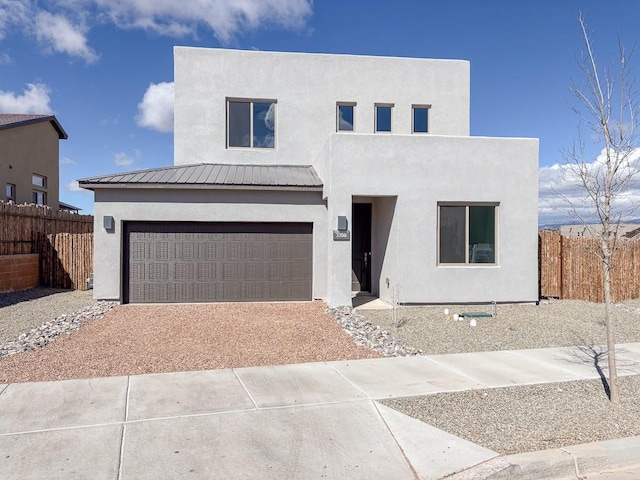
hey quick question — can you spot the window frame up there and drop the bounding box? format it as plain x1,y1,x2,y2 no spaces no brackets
32,174,47,188
32,190,47,206
226,98,277,149
336,102,356,132
6,183,16,202
374,103,393,133
437,202,499,266
412,104,431,134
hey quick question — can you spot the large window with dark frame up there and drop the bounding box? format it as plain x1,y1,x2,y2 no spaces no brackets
438,204,497,264
227,99,276,148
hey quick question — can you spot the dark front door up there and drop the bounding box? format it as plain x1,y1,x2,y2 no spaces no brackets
352,203,372,292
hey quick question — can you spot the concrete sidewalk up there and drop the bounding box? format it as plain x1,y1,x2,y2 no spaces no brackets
1,343,640,479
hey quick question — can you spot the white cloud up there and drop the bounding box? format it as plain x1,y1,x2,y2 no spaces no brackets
0,0,30,40
539,148,640,226
0,0,313,62
114,152,134,166
114,149,141,167
136,81,174,133
60,156,76,165
0,52,11,64
65,180,90,193
35,11,98,64
93,0,313,44
0,82,53,114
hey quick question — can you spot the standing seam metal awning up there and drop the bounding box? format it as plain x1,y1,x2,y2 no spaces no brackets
78,163,323,190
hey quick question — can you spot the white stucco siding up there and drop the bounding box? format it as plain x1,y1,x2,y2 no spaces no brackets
174,47,470,167
92,189,328,302
324,133,539,305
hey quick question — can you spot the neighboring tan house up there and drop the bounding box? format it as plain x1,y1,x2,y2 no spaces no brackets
80,48,539,307
0,114,68,210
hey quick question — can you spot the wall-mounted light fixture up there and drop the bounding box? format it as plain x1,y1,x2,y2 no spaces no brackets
337,215,348,231
103,216,114,230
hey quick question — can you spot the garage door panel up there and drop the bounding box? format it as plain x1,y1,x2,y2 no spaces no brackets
124,222,312,303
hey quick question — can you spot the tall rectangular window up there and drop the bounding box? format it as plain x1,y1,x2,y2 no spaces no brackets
6,183,15,202
227,99,276,148
412,105,430,133
438,204,497,265
375,104,392,132
337,103,355,131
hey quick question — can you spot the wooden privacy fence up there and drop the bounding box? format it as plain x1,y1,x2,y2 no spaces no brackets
0,202,94,290
539,230,640,302
39,233,94,290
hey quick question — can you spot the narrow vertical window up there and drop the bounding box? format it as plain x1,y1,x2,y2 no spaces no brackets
337,103,355,131
375,104,393,132
412,105,430,133
6,183,16,202
227,99,276,148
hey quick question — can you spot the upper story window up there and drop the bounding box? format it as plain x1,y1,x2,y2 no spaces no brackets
375,104,393,133
412,105,430,133
6,183,15,202
32,174,47,188
337,102,356,132
438,203,497,265
227,99,276,149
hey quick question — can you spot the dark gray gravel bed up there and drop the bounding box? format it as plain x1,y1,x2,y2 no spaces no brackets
381,376,640,455
0,288,95,343
360,299,640,354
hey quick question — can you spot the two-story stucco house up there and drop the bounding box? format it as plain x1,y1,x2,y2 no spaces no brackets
1,114,68,210
79,47,539,307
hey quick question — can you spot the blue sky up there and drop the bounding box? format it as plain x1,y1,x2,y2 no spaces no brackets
1,0,639,223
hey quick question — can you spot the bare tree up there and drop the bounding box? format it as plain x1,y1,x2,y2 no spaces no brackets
560,14,640,404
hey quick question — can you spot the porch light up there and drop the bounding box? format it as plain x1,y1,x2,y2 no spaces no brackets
103,216,114,230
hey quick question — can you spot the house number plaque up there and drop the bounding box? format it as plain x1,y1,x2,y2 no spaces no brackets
333,230,350,241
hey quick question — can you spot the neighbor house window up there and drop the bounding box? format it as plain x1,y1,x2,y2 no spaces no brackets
32,190,47,205
337,103,356,131
227,99,276,148
438,204,497,264
6,183,16,202
412,105,430,133
32,174,47,188
375,104,393,132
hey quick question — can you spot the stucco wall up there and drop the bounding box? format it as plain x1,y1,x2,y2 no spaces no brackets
174,47,470,167
321,133,539,306
93,188,328,302
0,122,60,209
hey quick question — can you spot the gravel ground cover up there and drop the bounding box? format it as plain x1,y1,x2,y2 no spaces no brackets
365,299,640,455
381,375,640,455
0,301,380,383
0,288,95,343
360,299,640,354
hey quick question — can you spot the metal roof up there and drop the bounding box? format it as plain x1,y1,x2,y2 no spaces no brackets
78,164,323,191
0,114,68,139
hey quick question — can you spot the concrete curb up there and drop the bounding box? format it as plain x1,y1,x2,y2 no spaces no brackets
445,435,640,479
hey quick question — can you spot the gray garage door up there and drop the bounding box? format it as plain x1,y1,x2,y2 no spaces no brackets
124,222,313,303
